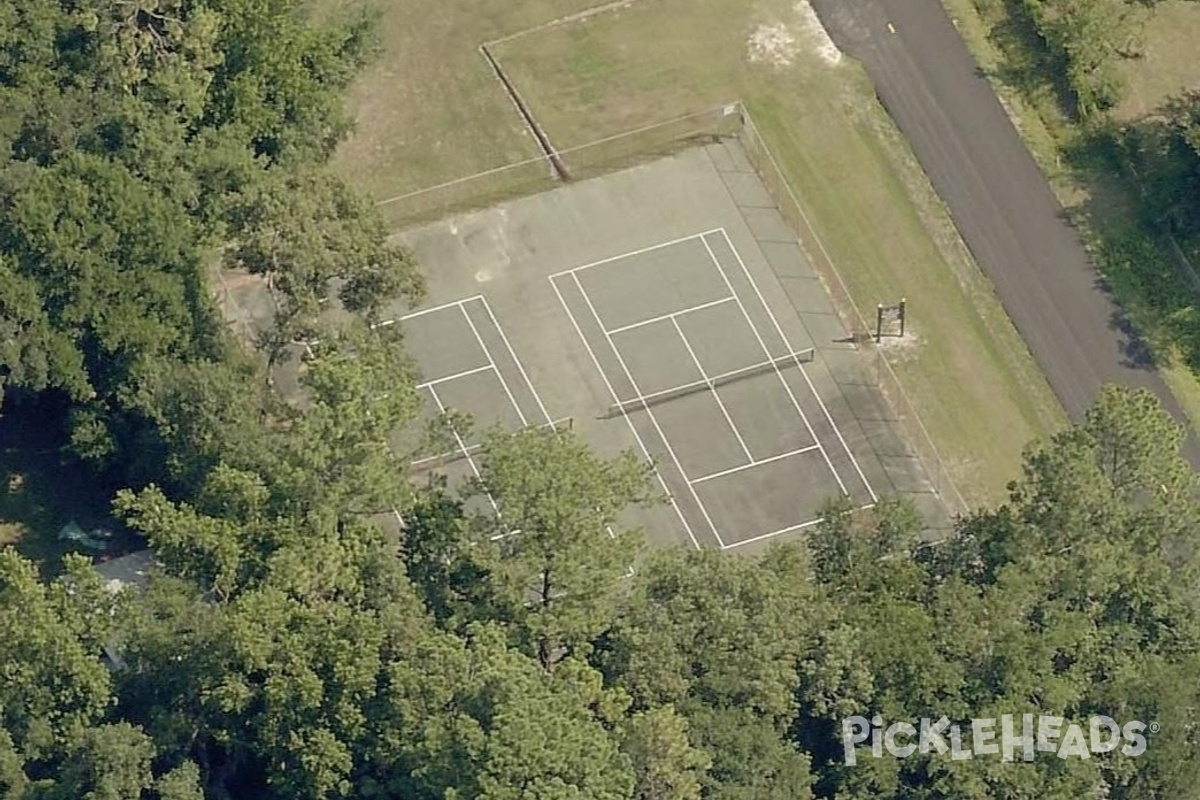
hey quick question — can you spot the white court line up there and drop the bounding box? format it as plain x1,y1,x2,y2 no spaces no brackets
426,385,501,517
699,235,850,498
572,272,727,549
716,229,878,503
459,302,527,427
478,296,555,426
605,296,735,336
547,229,725,280
398,295,483,322
415,363,495,390
720,503,877,550
475,297,624,547
689,444,822,485
550,276,702,551
671,317,754,463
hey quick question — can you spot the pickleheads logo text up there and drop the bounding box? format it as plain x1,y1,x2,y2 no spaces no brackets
841,715,1153,765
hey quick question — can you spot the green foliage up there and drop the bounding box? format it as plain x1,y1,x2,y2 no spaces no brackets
0,551,115,756
0,0,1196,797
0,0,414,494
1019,0,1135,117
622,706,711,800
471,427,653,670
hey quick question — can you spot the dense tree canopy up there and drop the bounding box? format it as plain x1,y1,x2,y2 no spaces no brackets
0,0,419,495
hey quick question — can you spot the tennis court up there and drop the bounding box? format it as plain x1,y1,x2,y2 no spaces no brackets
393,139,942,551
550,228,875,550
393,294,569,519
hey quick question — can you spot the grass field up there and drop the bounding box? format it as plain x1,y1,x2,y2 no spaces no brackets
316,0,601,200
943,0,1200,433
323,0,1066,502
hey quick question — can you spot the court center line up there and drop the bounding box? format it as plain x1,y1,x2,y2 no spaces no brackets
699,234,849,497
548,229,726,280
720,502,877,550
572,272,728,549
477,296,554,426
459,301,528,428
688,444,822,485
716,228,879,503
670,317,754,463
426,385,501,517
609,349,813,409
549,276,702,551
605,296,735,336
415,363,495,390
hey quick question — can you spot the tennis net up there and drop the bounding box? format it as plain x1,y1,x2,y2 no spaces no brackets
605,348,815,418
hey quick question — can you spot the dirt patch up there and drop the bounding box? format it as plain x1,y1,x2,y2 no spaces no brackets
748,22,800,68
747,2,841,69
877,331,923,363
794,1,842,66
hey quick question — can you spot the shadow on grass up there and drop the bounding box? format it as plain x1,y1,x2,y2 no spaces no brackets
0,395,135,577
977,0,1081,122
1057,117,1200,373
973,0,1200,375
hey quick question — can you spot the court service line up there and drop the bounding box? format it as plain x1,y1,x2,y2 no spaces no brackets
671,317,754,463
398,295,483,323
715,228,879,503
426,385,501,516
415,363,495,391
688,444,822,486
547,228,725,280
721,502,877,550
699,235,849,497
477,296,555,426
572,272,728,549
549,276,702,551
459,302,528,428
605,296,735,336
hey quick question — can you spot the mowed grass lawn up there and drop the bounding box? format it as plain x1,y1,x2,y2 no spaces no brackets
322,0,1065,502
313,0,602,200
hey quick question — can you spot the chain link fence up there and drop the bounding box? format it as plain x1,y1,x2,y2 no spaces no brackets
375,100,968,515
376,105,742,230
736,104,969,516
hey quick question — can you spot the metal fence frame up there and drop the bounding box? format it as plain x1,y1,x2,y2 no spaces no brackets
735,104,969,515
376,101,969,515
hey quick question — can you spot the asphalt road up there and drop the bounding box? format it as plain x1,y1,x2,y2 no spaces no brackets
809,0,1200,467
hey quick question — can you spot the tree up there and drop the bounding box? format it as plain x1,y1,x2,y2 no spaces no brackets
47,723,156,800
270,321,425,519
601,544,822,723
0,551,116,757
399,489,498,629
621,705,711,800
0,0,413,498
223,168,423,336
472,427,654,670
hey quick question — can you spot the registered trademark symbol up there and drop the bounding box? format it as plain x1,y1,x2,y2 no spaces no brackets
1149,722,1160,734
